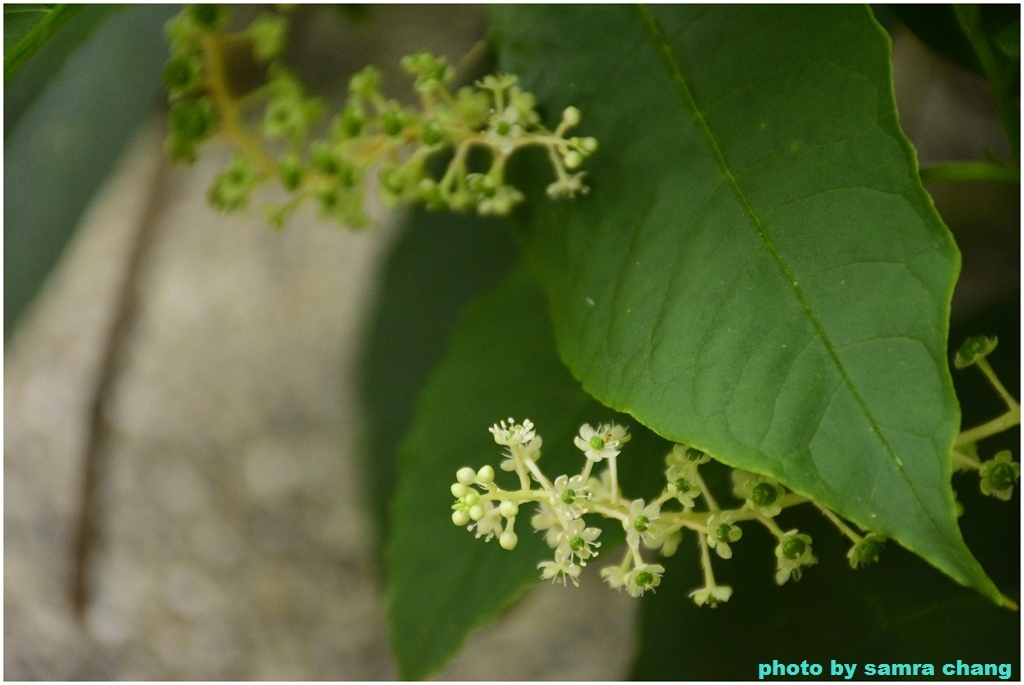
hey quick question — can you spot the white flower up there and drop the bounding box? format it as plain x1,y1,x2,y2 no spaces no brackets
624,498,661,548
774,530,817,585
643,525,682,557
574,423,628,462
489,417,536,446
469,501,503,542
538,547,582,587
546,172,588,199
743,475,785,518
486,105,522,155
552,474,588,516
666,461,701,508
706,511,742,559
625,563,665,598
600,563,629,590
557,518,602,564
689,584,732,607
531,501,565,548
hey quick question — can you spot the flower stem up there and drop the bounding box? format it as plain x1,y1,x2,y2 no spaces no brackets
201,33,277,177
814,503,863,544
919,160,1019,184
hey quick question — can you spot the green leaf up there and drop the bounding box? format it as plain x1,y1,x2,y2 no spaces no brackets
4,5,177,337
3,4,80,81
386,263,667,679
490,5,1008,605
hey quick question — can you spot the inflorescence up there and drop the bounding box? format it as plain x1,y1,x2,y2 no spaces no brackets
451,338,1019,605
163,5,597,228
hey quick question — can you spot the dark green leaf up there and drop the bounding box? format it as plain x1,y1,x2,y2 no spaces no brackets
954,5,1020,161
888,5,984,76
4,4,178,337
386,263,668,678
491,5,1008,605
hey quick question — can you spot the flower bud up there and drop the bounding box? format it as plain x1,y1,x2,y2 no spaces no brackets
499,500,519,518
452,510,470,526
477,465,495,485
499,531,518,550
456,466,477,485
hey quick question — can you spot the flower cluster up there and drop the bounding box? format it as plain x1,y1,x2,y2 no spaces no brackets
163,5,597,228
451,418,889,607
951,335,1021,502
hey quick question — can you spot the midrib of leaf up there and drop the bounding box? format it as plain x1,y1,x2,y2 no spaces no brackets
632,5,952,547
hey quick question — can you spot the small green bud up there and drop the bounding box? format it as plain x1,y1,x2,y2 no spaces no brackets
382,107,404,137
499,501,519,518
987,461,1017,491
469,505,485,521
421,118,443,146
954,335,998,369
334,105,366,140
750,482,778,507
208,157,260,212
277,153,303,191
715,523,732,542
686,447,708,463
163,54,203,96
450,483,468,498
463,492,479,507
349,65,381,99
169,98,217,142
563,150,584,170
452,510,470,526
781,536,806,560
247,12,287,63
188,4,227,31
848,533,885,568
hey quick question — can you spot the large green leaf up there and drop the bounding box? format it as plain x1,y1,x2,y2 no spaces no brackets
490,5,1008,604
386,263,668,679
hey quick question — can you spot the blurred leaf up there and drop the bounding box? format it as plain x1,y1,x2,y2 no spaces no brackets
386,263,669,679
358,208,518,549
4,4,178,338
889,5,984,76
491,4,1007,605
955,5,1020,160
5,4,118,133
3,4,80,80
631,297,1020,679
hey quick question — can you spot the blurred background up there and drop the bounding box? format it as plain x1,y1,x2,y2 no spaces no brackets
4,4,1018,679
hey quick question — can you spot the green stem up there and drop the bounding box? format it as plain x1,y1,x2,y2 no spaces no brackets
814,503,863,543
919,160,1019,184
956,406,1021,448
952,448,983,470
976,357,1019,411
